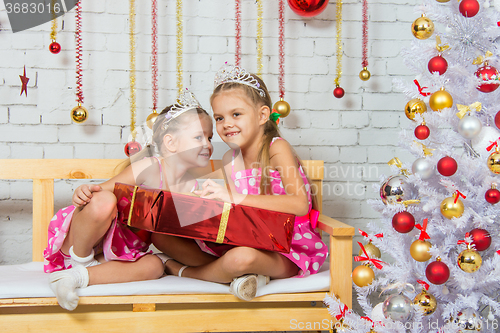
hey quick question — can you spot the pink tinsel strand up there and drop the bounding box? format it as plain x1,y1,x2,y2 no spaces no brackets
75,0,83,104
278,0,285,98
362,0,368,68
152,0,158,111
235,0,241,67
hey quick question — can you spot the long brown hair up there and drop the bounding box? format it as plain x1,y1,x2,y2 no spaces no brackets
211,74,318,210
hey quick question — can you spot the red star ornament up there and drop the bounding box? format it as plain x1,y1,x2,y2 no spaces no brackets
19,66,29,97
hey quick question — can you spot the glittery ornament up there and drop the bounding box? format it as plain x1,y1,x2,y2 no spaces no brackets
405,98,427,120
358,242,381,259
452,308,483,331
475,64,500,93
413,289,437,315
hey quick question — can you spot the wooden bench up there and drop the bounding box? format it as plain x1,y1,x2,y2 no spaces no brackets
0,159,354,333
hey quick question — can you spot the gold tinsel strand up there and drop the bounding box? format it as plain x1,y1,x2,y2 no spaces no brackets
335,0,343,86
256,0,263,77
176,0,183,95
129,0,137,140
50,0,57,41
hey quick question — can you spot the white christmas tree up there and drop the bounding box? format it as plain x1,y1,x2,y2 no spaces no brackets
325,1,500,332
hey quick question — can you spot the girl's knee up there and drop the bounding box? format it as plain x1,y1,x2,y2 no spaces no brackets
139,255,165,279
221,247,260,275
86,191,117,219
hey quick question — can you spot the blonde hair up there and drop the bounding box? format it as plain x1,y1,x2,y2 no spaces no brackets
211,74,318,210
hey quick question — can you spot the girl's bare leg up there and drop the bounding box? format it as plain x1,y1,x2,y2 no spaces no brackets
152,233,216,267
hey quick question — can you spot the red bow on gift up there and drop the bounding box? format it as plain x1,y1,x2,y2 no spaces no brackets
416,218,430,241
335,304,349,320
414,79,431,97
354,242,386,269
416,279,430,291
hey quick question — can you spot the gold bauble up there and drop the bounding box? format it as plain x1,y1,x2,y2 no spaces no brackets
429,88,453,111
410,239,432,262
358,242,381,259
436,0,450,2
146,111,159,129
273,98,291,118
411,15,435,40
405,98,427,120
71,105,88,123
440,196,465,219
413,289,437,315
352,264,375,287
458,248,482,273
359,67,371,81
487,151,500,174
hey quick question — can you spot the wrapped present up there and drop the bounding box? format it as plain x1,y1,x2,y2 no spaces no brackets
113,183,295,253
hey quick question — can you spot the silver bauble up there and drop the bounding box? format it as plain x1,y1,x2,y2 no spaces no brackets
458,116,482,139
472,126,500,158
412,158,434,180
453,307,483,331
382,294,413,322
380,174,417,205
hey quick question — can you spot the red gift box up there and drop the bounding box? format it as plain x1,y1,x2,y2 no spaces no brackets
113,183,295,253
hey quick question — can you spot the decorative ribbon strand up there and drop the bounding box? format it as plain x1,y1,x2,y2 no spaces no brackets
256,0,263,77
75,0,83,104
50,0,57,42
151,0,158,112
361,0,368,68
278,0,285,98
129,0,137,140
334,0,343,86
235,0,241,66
176,0,183,95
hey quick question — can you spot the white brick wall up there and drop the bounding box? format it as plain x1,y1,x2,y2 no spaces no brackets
0,0,417,265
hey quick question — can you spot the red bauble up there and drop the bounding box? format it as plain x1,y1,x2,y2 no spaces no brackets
426,260,450,285
415,124,430,140
392,211,415,233
437,156,457,176
428,55,448,75
495,111,500,130
124,141,142,157
485,188,500,204
475,65,500,93
459,0,480,17
287,0,328,17
470,228,491,251
333,86,345,98
49,41,61,54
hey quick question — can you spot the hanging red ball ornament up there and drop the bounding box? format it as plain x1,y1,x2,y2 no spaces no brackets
49,41,61,54
124,141,142,157
287,0,328,17
333,86,345,98
415,123,430,140
459,0,480,17
470,228,491,251
392,211,415,233
428,55,448,75
495,111,500,130
475,64,500,93
485,186,500,204
437,156,458,176
425,258,450,285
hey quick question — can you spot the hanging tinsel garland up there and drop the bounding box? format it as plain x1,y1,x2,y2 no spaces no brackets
176,0,183,94
359,0,370,81
272,0,291,119
146,0,159,129
256,0,263,76
70,0,88,123
333,0,344,98
235,0,241,66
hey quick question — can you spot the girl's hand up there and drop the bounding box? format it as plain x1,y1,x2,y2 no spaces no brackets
72,184,102,207
194,179,232,202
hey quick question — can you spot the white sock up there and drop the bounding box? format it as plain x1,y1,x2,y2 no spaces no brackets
256,274,270,288
49,265,89,311
69,246,100,268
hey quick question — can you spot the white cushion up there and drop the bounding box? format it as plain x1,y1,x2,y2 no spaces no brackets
0,261,330,299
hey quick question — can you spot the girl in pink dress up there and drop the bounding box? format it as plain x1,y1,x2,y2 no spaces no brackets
46,90,213,310
153,64,327,301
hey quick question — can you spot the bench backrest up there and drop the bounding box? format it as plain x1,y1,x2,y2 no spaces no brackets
0,159,324,262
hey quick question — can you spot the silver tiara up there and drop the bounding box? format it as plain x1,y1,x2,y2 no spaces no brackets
214,63,266,97
162,89,202,130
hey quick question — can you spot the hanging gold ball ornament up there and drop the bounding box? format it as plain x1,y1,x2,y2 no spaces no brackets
487,150,500,174
411,15,435,40
405,98,427,120
410,239,432,262
359,67,371,81
458,247,482,273
440,195,465,219
146,111,159,129
273,98,291,118
429,87,453,111
413,289,437,315
352,264,375,287
71,104,88,123
436,0,450,2
358,242,381,259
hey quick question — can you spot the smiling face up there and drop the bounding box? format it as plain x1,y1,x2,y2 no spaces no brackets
211,88,268,151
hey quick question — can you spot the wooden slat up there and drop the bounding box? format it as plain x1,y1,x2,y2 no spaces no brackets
329,235,353,308
317,214,355,237
32,179,54,262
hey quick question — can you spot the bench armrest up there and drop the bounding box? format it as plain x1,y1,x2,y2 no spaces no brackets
317,214,355,237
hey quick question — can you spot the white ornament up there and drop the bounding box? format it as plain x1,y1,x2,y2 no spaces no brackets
458,115,482,139
471,126,500,158
371,302,385,321
412,158,434,180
